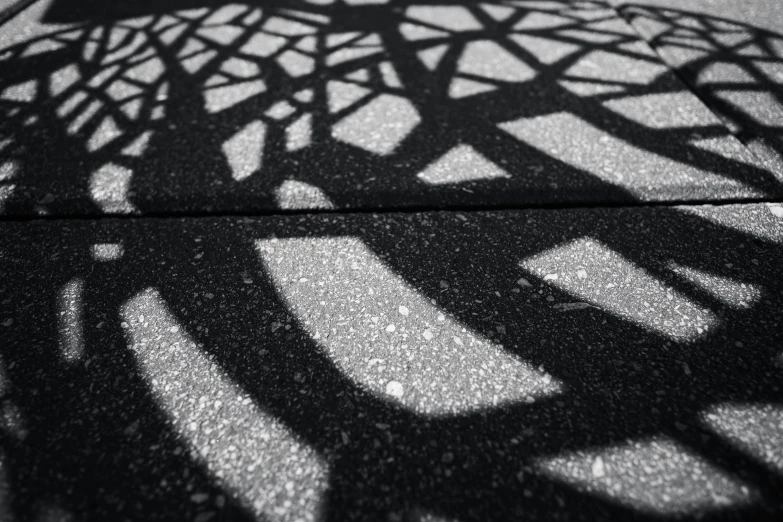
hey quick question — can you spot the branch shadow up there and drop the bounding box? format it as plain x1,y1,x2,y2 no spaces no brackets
617,2,783,168
1,1,783,521
1,0,781,216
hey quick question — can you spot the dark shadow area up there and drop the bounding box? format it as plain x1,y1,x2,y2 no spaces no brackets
1,1,783,521
0,0,781,216
2,204,783,521
617,3,783,169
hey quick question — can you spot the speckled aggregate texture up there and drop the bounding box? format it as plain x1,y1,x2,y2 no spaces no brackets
2,0,783,520
1,203,782,521
1,0,782,216
610,0,783,172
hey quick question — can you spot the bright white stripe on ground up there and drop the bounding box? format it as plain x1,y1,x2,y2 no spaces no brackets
122,288,328,522
256,236,562,416
519,237,717,340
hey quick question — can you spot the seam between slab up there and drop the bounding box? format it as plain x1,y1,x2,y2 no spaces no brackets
604,0,779,171
1,1,781,224
1,196,782,223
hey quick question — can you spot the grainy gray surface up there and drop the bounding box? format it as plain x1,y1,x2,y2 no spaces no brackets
1,203,782,521
1,0,780,216
2,1,783,521
611,0,783,171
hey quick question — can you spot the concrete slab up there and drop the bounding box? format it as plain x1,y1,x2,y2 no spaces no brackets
2,203,782,520
611,0,783,171
0,0,36,25
1,0,781,216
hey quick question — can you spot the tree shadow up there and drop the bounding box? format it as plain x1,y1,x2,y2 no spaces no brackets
1,1,783,521
616,2,783,169
2,200,782,521
1,0,781,216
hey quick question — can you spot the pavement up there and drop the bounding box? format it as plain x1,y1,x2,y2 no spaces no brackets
0,1,782,521
610,0,783,172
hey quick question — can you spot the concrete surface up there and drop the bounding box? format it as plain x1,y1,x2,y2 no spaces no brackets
2,1,783,521
1,0,781,216
2,203,783,521
611,0,783,170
